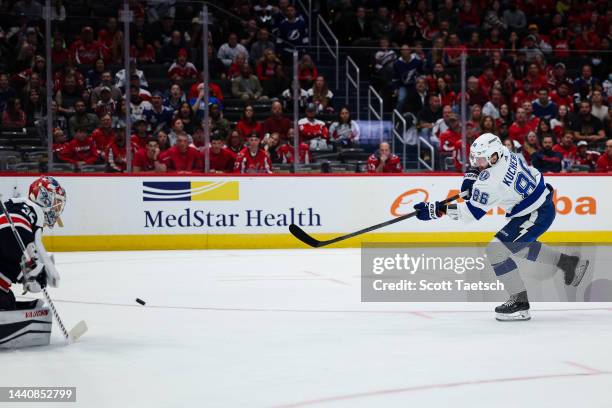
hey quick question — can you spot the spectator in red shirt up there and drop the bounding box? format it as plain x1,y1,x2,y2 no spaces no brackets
168,49,198,82
160,133,203,172
458,0,481,29
208,134,237,173
367,142,403,173
550,105,570,141
133,139,167,173
236,105,263,139
51,36,70,65
52,127,69,159
522,101,540,129
525,62,547,91
552,131,577,161
275,131,312,164
262,101,292,140
522,131,540,165
550,28,570,58
466,32,483,56
1,98,26,127
459,76,488,107
226,129,245,155
575,140,600,171
443,33,466,66
131,32,156,65
439,115,461,152
478,65,495,96
256,49,283,82
91,114,116,158
70,26,107,65
508,107,536,145
490,50,510,81
106,131,137,173
483,27,505,54
234,133,273,173
550,82,573,111
435,77,456,108
130,119,151,151
596,140,612,172
58,127,100,167
574,25,601,57
188,76,224,101
298,103,329,145
97,17,119,49
511,79,535,111
297,54,318,87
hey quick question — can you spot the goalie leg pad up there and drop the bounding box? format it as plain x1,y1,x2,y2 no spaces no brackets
0,299,52,349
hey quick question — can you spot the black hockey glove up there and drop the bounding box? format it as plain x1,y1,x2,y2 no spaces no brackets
461,167,480,198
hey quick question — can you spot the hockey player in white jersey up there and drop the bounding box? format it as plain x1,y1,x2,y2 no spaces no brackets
0,176,65,347
414,133,589,321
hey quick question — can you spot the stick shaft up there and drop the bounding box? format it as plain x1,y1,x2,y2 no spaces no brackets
0,195,71,341
291,193,465,247
326,193,462,245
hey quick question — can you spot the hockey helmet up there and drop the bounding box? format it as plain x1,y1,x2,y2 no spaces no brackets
469,133,505,168
28,176,66,227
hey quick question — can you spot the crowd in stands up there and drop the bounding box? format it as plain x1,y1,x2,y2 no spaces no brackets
0,0,611,174
0,0,361,173
332,0,612,173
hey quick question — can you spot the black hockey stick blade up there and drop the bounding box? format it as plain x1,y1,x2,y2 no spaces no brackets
289,193,465,248
289,223,323,247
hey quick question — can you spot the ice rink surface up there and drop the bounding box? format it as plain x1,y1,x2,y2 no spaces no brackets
3,248,612,408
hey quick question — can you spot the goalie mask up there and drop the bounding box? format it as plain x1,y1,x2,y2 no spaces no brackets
28,176,66,228
469,133,505,168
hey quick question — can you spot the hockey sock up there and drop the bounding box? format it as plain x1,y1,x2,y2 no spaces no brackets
514,241,561,267
492,258,526,295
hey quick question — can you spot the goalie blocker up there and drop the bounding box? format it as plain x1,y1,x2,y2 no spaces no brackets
0,299,52,348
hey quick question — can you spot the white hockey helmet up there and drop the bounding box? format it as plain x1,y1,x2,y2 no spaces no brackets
469,133,505,168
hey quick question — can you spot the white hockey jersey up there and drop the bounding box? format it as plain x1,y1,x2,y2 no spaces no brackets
457,147,550,222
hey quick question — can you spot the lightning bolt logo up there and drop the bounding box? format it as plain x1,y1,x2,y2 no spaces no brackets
513,220,533,242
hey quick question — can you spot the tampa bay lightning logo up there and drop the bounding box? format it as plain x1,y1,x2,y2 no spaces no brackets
479,170,490,181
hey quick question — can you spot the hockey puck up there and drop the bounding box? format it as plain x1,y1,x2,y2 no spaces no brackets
135,298,146,306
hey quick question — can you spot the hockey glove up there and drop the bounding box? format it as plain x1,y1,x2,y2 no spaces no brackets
414,202,446,221
21,263,47,293
461,167,480,198
19,242,47,293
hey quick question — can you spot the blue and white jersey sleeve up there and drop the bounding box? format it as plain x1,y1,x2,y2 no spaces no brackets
456,170,503,222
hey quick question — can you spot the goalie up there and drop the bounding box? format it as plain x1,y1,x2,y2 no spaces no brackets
0,176,65,347
413,133,589,321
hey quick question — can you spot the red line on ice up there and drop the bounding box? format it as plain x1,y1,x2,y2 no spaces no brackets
273,367,610,408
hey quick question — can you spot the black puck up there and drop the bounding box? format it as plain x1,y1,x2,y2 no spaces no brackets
135,298,146,305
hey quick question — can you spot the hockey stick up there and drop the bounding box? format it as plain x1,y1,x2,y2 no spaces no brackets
289,192,467,248
0,195,87,344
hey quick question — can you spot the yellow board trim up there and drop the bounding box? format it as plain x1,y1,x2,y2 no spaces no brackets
42,231,612,252
190,181,239,201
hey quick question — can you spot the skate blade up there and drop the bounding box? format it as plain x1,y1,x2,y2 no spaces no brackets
571,260,589,287
495,310,531,321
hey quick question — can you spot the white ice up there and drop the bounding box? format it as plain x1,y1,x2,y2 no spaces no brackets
2,248,612,408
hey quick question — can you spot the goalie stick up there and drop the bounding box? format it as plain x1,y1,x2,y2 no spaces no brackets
0,195,87,344
289,192,467,248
